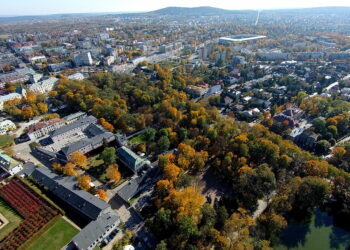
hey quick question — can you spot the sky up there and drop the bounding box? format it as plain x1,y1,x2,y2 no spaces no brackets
0,0,349,16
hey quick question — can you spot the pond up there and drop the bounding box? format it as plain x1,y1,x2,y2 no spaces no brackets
276,208,350,250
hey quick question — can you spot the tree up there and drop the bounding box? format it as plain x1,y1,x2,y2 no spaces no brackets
21,107,34,120
294,176,331,211
176,216,199,238
163,164,181,181
98,189,107,201
315,140,331,155
52,162,62,174
257,211,287,241
99,118,115,132
312,118,326,134
222,208,255,248
156,241,168,250
63,162,76,176
70,151,88,169
78,175,92,190
144,128,156,142
156,179,172,198
106,164,121,183
37,103,48,114
304,160,329,177
201,203,217,228
158,136,170,152
99,147,116,165
137,144,146,153
330,147,346,165
164,187,205,222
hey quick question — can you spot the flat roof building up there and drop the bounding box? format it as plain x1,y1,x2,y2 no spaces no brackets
219,34,267,45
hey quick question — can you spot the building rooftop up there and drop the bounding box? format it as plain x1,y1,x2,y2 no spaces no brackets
50,116,97,139
31,167,110,220
0,151,21,171
117,146,150,174
72,210,120,250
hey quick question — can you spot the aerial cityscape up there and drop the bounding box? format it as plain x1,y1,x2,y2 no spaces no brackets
0,1,349,250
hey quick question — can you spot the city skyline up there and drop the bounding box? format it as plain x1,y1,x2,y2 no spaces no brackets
1,0,349,16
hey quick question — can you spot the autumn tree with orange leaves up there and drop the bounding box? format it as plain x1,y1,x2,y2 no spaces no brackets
106,164,121,183
164,187,205,222
78,175,92,190
70,151,88,169
99,118,115,132
98,189,107,201
63,162,77,176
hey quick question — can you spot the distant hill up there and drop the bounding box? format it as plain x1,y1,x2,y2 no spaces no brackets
146,6,350,17
147,6,240,16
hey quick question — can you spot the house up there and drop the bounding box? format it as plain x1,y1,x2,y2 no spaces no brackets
27,118,65,140
32,167,113,219
0,93,22,110
29,73,43,83
294,130,319,150
74,52,93,67
72,210,119,250
68,73,85,80
56,123,115,162
50,116,98,143
0,151,23,176
242,108,260,118
31,167,120,250
117,166,160,202
0,120,16,135
273,107,304,128
117,146,151,174
63,111,87,124
27,77,58,94
35,115,114,163
48,61,72,72
184,85,208,98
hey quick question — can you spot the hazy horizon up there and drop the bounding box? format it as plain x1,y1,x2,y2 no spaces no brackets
1,0,349,17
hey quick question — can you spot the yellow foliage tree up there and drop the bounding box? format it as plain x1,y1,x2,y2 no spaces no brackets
98,189,107,201
304,160,329,177
52,162,63,174
163,163,181,181
70,151,88,169
78,175,92,190
106,164,121,183
164,187,205,222
63,162,77,176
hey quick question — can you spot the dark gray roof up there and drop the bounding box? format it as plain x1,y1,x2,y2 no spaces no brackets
72,209,120,250
59,130,115,157
50,116,97,138
31,167,109,220
117,166,160,202
84,123,105,137
18,162,36,176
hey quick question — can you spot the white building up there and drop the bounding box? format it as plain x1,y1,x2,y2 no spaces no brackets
0,151,23,176
27,118,65,140
27,77,58,94
0,93,22,110
0,120,16,135
74,52,93,66
68,73,85,80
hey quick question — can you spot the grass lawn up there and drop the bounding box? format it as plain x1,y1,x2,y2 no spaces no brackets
0,198,23,241
89,155,104,167
130,133,146,144
26,218,79,250
0,135,14,149
88,155,108,183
